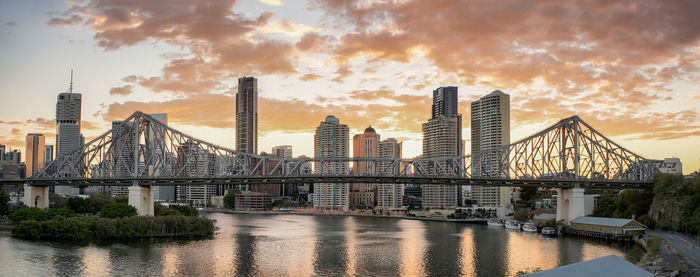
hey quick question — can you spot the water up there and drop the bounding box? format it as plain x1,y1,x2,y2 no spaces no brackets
0,213,641,276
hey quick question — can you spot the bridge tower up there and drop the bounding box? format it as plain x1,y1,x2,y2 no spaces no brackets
555,187,585,223
23,184,49,209
128,185,154,216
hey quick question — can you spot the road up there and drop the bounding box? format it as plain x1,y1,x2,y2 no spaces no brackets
650,231,700,276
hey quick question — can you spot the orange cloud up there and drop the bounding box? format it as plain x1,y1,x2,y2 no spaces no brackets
299,74,323,81
109,85,133,96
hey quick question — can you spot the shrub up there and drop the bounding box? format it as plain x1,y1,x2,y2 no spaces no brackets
157,208,182,217
12,220,42,239
100,202,137,218
167,205,198,217
9,207,51,223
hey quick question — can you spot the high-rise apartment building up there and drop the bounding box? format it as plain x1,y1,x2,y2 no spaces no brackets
421,86,463,209
44,145,54,164
351,126,380,208
176,140,217,206
312,115,349,210
55,80,83,194
0,144,5,160
25,133,45,177
377,138,403,209
236,76,258,155
3,149,21,164
272,145,293,159
109,121,137,196
470,90,511,217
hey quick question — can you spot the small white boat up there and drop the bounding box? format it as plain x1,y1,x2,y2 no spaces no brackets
541,227,557,238
487,219,504,227
522,223,537,232
505,220,522,230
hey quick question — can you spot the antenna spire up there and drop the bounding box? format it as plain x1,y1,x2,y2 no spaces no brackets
69,69,74,93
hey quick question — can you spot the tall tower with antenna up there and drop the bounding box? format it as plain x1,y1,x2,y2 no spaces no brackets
55,70,83,195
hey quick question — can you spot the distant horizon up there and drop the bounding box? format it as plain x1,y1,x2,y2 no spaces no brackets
1,1,698,174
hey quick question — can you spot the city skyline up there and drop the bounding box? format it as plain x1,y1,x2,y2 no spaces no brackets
0,1,699,173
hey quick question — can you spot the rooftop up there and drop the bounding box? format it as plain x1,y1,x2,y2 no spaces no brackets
571,216,645,228
534,213,556,220
522,255,652,277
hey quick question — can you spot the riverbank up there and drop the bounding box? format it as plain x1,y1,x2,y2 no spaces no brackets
203,208,488,224
635,233,690,276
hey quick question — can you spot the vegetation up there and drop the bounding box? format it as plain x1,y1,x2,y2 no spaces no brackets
100,202,137,218
0,191,9,216
513,209,531,222
9,193,215,241
590,174,700,236
223,188,242,209
11,215,214,241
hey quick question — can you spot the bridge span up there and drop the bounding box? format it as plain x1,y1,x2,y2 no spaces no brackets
4,111,659,222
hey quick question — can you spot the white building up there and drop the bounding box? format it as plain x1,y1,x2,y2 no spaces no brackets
658,158,682,175
312,115,349,210
470,90,512,217
377,138,403,209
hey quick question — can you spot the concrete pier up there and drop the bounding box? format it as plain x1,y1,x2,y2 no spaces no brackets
128,185,154,216
23,184,49,209
556,187,585,223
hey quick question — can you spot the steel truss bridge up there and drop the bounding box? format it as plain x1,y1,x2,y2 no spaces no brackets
1,111,658,189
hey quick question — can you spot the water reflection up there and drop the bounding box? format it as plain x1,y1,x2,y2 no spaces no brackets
0,214,642,276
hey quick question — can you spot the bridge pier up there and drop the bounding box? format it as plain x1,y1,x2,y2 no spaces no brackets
128,185,154,216
556,187,585,223
23,184,49,209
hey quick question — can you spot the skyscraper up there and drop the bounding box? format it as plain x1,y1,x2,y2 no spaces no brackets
55,75,83,195
236,76,258,155
25,133,45,177
0,144,5,160
44,145,54,165
471,90,511,217
109,121,137,196
351,126,379,208
312,115,349,210
377,137,403,209
421,86,464,209
147,113,176,202
272,145,293,159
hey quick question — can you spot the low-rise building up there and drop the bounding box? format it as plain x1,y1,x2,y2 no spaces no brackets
234,192,272,211
569,216,647,235
522,254,652,277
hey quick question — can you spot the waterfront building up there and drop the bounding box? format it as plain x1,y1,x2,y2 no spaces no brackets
421,86,463,209
351,126,379,209
25,133,45,177
377,137,403,209
470,90,512,217
234,192,272,211
524,255,653,277
236,76,258,155
313,115,349,210
44,145,54,165
569,216,647,235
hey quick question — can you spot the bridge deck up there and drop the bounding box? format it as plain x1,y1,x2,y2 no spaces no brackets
0,176,651,189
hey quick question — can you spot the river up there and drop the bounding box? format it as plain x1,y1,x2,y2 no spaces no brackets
0,213,642,276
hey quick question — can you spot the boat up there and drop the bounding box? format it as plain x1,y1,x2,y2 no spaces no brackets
522,222,537,232
541,227,557,237
487,219,504,227
505,220,522,230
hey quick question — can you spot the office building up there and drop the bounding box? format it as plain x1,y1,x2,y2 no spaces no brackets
176,141,217,206
657,158,682,174
377,137,403,209
44,145,54,164
148,113,176,202
55,80,83,194
25,133,46,177
272,145,292,158
109,121,137,196
312,115,349,210
3,149,21,164
421,86,463,209
351,126,379,208
236,76,258,155
0,144,5,160
470,90,511,217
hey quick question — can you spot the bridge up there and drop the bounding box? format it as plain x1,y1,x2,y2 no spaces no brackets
2,111,659,221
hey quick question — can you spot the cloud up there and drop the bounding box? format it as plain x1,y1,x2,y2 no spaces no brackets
51,0,298,96
5,21,18,27
332,64,352,82
259,0,283,6
109,85,133,96
299,73,323,81
26,118,54,130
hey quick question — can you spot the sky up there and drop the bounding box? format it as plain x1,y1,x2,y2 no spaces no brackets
0,0,699,174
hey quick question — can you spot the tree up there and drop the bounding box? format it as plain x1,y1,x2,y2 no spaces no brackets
8,207,51,223
87,193,113,213
66,197,89,214
513,209,531,222
157,208,181,217
49,193,67,209
224,188,241,209
519,187,539,203
0,191,9,216
168,205,198,217
100,202,137,218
